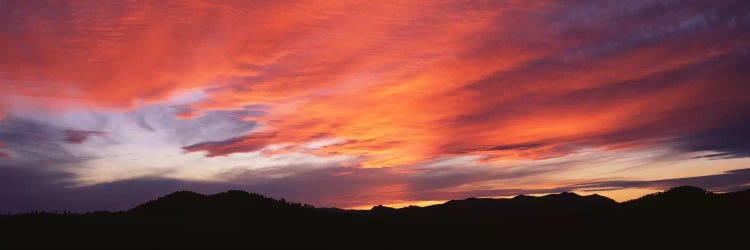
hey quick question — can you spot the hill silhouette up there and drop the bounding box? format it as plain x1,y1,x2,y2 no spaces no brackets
129,190,316,216
1,186,748,248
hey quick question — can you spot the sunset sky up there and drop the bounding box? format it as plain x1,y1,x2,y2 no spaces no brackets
1,0,750,212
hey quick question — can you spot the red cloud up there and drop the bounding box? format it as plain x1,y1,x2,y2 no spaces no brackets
183,133,278,157
3,1,750,169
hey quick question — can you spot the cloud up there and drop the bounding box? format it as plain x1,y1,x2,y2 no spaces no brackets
183,133,277,157
2,1,749,168
0,161,546,212
63,130,106,144
484,142,546,151
677,117,750,159
1,1,286,110
0,115,85,167
0,102,265,184
0,142,8,158
0,166,234,213
576,168,750,193
170,0,750,168
3,146,750,212
1,0,750,210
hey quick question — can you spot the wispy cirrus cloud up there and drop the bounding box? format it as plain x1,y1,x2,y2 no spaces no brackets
169,1,750,170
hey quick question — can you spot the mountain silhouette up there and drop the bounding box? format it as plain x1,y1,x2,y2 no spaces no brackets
129,190,315,217
2,186,748,248
424,192,617,215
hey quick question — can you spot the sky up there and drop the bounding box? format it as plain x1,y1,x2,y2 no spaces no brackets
1,0,750,212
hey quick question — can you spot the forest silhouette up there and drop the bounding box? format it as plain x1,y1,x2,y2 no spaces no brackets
1,186,748,248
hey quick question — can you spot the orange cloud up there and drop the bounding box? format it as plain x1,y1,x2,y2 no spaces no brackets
3,0,749,171
181,1,750,167
1,1,357,110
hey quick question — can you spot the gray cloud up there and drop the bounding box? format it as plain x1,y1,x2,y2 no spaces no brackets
127,105,258,146
678,117,750,159
3,161,750,213
0,115,86,167
0,167,234,213
63,130,106,144
575,168,750,192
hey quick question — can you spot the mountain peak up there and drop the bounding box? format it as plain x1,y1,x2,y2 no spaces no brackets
624,186,715,208
543,191,581,199
128,189,313,216
144,190,206,204
664,186,709,195
371,205,397,212
210,190,252,199
129,191,206,214
162,190,205,199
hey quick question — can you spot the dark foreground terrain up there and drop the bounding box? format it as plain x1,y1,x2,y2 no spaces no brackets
1,186,749,248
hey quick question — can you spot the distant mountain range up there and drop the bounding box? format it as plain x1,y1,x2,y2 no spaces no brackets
2,186,748,248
